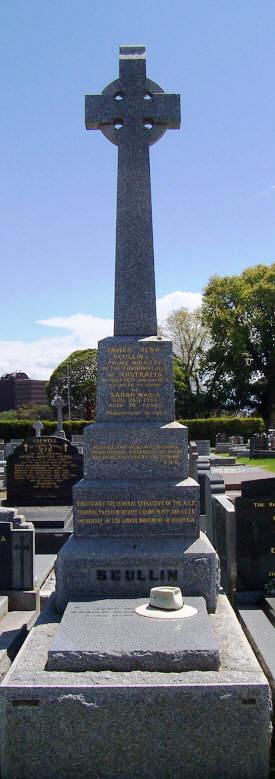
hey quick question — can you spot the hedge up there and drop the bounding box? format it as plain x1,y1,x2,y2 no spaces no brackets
177,417,265,446
0,420,94,441
0,417,264,445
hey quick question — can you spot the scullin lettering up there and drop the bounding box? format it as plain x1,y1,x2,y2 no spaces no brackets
111,570,121,581
167,570,178,581
137,570,146,581
149,570,158,581
125,570,135,581
96,570,107,581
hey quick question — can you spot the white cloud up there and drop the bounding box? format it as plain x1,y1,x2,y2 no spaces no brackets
253,184,275,199
0,291,202,380
157,291,202,321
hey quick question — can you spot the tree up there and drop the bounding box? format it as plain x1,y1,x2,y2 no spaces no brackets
47,349,97,420
161,307,209,417
202,264,275,425
16,403,54,420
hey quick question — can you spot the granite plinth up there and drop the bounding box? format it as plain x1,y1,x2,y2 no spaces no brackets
73,477,199,537
55,532,219,612
84,421,188,480
0,594,271,779
96,337,175,423
47,596,219,672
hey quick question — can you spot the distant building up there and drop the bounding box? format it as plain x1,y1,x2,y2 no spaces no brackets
0,372,47,411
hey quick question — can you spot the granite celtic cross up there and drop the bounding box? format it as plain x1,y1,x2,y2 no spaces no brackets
85,45,180,336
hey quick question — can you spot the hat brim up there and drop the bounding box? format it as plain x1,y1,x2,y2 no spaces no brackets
135,603,198,620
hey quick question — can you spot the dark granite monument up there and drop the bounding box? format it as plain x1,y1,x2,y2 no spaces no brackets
56,45,218,612
0,508,34,590
236,478,275,593
6,437,83,506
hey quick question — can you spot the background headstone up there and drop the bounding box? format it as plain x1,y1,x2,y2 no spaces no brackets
6,437,83,506
235,478,275,593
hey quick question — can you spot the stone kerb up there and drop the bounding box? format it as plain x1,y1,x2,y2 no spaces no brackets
212,494,236,602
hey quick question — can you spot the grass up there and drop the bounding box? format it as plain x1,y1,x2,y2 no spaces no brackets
236,456,275,472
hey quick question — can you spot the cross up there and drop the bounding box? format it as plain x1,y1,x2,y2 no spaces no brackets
51,395,65,437
33,420,44,438
85,46,180,336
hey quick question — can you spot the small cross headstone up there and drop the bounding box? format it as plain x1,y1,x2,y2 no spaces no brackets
52,395,65,438
33,420,44,438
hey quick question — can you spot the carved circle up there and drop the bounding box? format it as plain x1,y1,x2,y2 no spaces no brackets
100,77,167,146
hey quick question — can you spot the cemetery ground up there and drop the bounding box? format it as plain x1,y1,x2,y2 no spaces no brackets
218,453,275,473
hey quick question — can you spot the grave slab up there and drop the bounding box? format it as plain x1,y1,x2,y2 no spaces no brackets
47,595,219,672
0,594,271,779
238,607,275,696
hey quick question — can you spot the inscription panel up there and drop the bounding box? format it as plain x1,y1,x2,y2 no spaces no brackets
236,496,275,593
84,422,188,480
6,437,83,506
74,480,199,537
96,337,174,423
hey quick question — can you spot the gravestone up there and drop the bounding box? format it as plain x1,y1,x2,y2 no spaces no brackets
250,432,268,458
195,439,211,456
204,471,225,543
188,440,198,480
229,435,244,446
235,478,275,593
56,45,218,613
0,509,34,590
6,437,83,506
52,395,65,439
33,420,44,438
212,494,237,602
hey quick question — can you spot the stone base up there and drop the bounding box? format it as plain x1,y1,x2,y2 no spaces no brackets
0,594,271,779
55,532,219,613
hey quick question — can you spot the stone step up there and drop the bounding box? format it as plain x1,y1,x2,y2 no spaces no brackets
0,610,36,681
0,595,8,621
238,607,275,697
263,597,275,624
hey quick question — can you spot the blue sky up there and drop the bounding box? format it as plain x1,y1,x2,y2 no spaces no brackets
1,0,274,378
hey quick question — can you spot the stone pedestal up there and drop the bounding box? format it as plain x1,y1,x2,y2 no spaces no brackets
55,335,219,612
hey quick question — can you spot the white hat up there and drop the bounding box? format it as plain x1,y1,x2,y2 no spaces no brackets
135,586,197,620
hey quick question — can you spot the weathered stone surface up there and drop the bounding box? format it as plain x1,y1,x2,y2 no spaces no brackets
55,532,219,613
47,596,219,672
73,478,199,537
84,421,188,481
0,594,271,779
96,336,175,423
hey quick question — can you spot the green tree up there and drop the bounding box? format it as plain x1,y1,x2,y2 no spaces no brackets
202,264,275,425
47,349,97,420
16,403,54,420
161,307,209,416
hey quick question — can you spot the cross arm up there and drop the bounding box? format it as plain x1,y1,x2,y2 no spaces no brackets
85,94,123,129
149,94,181,129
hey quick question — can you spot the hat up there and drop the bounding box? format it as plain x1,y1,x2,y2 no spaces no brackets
135,586,198,620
